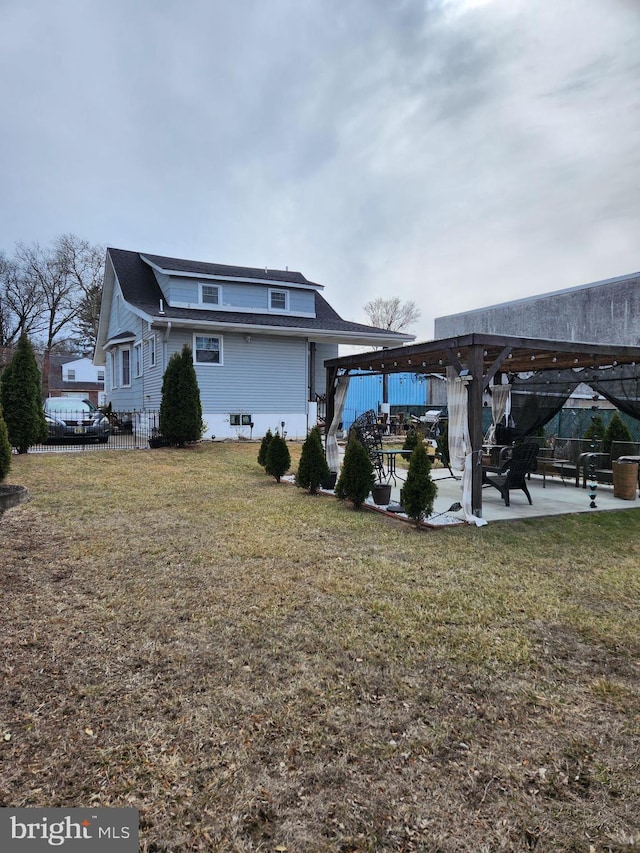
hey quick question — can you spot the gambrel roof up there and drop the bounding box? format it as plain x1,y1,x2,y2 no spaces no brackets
96,248,414,355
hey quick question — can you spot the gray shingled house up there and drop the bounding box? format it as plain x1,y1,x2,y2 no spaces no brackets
94,248,411,439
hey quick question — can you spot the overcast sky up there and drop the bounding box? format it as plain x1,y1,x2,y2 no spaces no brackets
1,0,639,342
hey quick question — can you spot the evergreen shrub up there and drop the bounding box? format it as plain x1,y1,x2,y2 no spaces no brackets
402,428,419,460
265,432,291,482
402,440,438,528
258,428,274,467
0,334,48,454
335,431,375,509
0,405,12,481
603,412,632,455
296,426,330,494
583,414,605,444
159,345,203,446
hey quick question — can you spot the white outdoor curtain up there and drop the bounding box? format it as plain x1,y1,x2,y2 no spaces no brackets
446,367,487,527
485,383,511,444
325,375,350,473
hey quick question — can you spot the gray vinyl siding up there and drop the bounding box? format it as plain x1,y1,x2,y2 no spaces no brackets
160,275,315,315
105,309,148,411
141,331,163,404
108,286,140,338
314,342,338,395
167,329,307,413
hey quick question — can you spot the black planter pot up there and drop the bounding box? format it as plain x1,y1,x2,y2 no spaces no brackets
149,436,170,448
321,471,338,490
371,483,392,505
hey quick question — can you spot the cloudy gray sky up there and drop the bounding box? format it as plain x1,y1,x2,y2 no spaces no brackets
1,0,639,342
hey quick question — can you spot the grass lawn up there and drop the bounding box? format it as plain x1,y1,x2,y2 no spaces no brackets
1,442,639,852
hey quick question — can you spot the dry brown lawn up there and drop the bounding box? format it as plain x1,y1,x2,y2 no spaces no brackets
1,442,639,852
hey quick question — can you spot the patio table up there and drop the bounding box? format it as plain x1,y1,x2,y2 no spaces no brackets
377,449,405,485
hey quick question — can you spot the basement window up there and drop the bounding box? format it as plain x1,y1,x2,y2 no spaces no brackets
230,414,253,426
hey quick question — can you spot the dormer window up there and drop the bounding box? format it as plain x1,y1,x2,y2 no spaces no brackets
200,283,221,305
270,289,288,311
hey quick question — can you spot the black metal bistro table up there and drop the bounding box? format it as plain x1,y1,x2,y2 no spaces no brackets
377,449,405,485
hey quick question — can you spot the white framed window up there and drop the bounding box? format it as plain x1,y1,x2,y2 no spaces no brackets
121,347,131,387
200,283,221,305
97,369,105,382
66,369,76,381
148,335,156,368
194,334,222,365
269,289,288,311
134,342,143,378
109,353,117,390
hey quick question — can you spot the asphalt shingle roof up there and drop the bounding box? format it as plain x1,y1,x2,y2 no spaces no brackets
140,251,314,286
108,248,408,340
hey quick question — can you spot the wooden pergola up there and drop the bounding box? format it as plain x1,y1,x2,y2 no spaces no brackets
325,333,640,518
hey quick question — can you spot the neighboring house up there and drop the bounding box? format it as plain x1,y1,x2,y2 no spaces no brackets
48,355,106,406
94,248,412,439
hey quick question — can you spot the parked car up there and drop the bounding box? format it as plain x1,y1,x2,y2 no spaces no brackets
44,398,111,443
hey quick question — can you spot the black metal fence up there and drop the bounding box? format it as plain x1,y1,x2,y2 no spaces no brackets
31,410,160,453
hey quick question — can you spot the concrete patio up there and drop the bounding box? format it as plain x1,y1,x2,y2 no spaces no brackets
374,465,640,526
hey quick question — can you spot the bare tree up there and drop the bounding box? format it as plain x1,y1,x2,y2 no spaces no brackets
363,296,421,332
0,251,43,346
55,234,104,355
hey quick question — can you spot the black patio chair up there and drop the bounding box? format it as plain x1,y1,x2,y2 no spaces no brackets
483,442,539,507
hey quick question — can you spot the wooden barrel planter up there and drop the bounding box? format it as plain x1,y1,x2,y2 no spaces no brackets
612,461,638,500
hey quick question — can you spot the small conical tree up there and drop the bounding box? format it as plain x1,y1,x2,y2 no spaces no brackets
258,428,274,468
603,411,632,455
0,405,12,482
335,431,375,509
584,414,605,444
265,431,291,482
0,334,48,454
159,344,203,446
296,426,330,494
402,440,438,528
402,427,419,460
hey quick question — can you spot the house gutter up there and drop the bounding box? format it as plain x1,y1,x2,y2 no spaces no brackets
148,316,413,348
